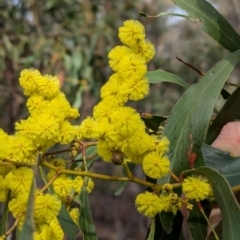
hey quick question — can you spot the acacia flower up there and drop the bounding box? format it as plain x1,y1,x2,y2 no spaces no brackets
142,151,170,179
69,208,80,226
132,39,155,62
182,175,212,201
34,193,61,224
108,46,131,71
135,191,162,217
118,20,145,47
118,54,147,81
5,167,33,195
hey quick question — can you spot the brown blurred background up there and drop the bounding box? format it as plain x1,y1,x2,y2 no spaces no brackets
1,0,240,239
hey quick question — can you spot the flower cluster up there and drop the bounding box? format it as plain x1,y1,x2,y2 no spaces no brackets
182,175,213,201
0,70,82,238
135,186,183,217
77,20,171,179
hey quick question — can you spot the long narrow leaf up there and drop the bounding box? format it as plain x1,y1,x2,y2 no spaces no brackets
172,0,240,52
146,70,189,88
79,180,97,240
162,49,240,181
196,166,240,240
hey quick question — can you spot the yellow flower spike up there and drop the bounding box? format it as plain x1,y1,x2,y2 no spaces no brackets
69,208,80,226
142,151,170,179
77,116,100,140
118,20,146,47
19,69,42,96
86,178,94,193
0,176,8,202
135,191,162,217
126,77,149,101
73,176,83,193
5,167,33,195
52,175,74,201
182,175,212,201
34,193,61,224
108,45,132,71
26,94,49,113
8,191,28,218
57,121,77,144
118,54,147,81
100,74,129,105
132,39,155,62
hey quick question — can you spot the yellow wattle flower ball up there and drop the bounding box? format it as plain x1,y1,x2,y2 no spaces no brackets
142,151,170,179
118,20,146,47
182,176,212,201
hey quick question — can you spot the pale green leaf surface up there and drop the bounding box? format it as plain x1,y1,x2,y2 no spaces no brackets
79,181,98,240
196,166,240,240
202,143,240,186
162,49,240,182
146,70,189,88
172,0,240,52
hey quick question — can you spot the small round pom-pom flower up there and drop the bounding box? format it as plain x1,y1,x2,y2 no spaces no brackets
118,20,145,47
87,178,94,193
132,39,155,62
34,193,61,224
126,77,149,101
77,116,100,140
118,54,147,81
108,46,131,72
135,191,162,217
19,69,42,96
69,208,80,225
52,175,74,201
142,152,170,179
182,176,212,201
5,167,33,195
0,176,8,202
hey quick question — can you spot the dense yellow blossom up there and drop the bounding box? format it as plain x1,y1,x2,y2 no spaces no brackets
142,152,170,179
132,39,155,62
34,193,61,224
8,191,28,218
93,100,120,122
69,208,80,226
100,75,129,105
51,174,74,201
135,191,162,217
34,218,64,240
5,167,33,195
73,176,83,193
126,77,149,101
19,69,42,96
118,20,145,47
77,117,100,140
0,175,8,202
86,178,94,193
108,46,131,71
182,176,212,201
118,54,147,81
58,121,77,144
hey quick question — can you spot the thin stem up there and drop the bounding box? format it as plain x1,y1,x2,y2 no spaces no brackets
40,173,60,193
5,216,19,236
2,160,35,167
43,148,71,156
41,160,163,190
169,171,181,182
197,202,220,240
123,162,133,178
225,81,240,88
176,57,204,76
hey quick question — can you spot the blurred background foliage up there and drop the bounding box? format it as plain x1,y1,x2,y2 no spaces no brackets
0,0,240,239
